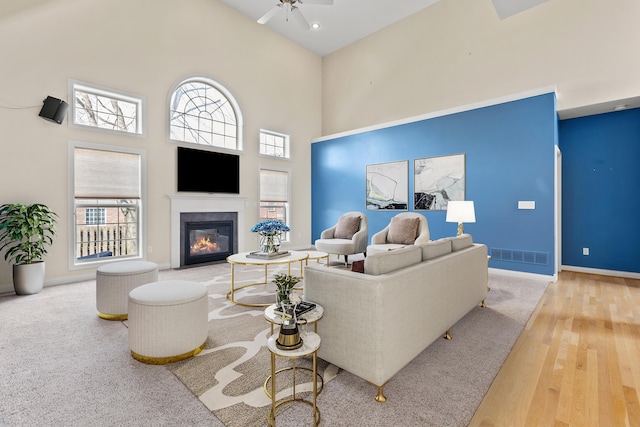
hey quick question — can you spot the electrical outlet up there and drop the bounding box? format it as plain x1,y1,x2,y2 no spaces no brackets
583,247,589,256
148,246,153,254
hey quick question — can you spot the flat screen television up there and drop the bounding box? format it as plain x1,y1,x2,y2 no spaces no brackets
177,146,240,194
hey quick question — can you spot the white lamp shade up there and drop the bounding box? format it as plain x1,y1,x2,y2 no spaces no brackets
446,201,476,223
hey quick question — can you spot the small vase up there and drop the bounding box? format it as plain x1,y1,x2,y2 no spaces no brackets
276,290,291,308
260,234,281,254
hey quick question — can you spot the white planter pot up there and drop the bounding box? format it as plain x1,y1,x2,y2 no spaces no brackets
13,262,45,295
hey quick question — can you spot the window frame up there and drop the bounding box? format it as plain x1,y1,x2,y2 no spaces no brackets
68,140,147,269
167,76,244,152
259,129,291,159
258,167,291,242
68,79,146,137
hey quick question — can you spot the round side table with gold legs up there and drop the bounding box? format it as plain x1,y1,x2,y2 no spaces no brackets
266,332,321,427
263,303,325,399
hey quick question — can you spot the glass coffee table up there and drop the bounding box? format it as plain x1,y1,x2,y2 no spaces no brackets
226,251,309,307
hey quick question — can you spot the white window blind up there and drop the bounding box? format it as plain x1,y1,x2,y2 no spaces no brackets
74,147,141,199
260,169,288,202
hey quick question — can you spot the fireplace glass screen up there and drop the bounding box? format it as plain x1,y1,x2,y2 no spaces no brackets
184,220,233,265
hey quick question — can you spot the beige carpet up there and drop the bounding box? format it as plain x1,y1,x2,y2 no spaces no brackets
0,260,549,426
165,262,339,427
164,263,550,427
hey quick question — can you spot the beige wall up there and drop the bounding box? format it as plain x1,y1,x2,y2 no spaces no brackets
0,0,321,290
321,0,640,135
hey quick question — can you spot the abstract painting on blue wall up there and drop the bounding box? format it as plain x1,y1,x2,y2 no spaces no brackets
414,154,465,210
366,160,408,210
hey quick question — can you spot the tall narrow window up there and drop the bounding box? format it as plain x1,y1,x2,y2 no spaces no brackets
169,77,243,150
260,129,290,158
70,80,144,135
71,143,144,265
259,169,290,240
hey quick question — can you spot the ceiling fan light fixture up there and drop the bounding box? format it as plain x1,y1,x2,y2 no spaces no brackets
256,0,332,28
291,5,310,30
257,4,282,24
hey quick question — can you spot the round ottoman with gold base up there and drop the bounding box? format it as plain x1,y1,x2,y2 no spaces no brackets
128,280,209,365
96,260,158,320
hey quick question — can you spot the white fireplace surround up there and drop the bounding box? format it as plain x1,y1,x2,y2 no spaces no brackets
169,194,247,268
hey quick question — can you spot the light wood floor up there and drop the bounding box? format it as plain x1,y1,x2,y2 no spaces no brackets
470,271,640,427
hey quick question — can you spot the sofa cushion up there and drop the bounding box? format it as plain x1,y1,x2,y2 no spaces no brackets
334,215,361,239
451,234,473,251
366,243,406,255
364,245,422,276
419,239,452,260
387,216,420,245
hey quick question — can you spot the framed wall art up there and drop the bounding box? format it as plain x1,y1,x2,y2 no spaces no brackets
366,160,408,210
414,154,465,210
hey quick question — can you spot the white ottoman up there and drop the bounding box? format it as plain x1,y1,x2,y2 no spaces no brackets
128,280,209,365
96,260,158,320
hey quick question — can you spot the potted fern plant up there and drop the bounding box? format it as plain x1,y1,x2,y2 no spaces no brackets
0,203,58,295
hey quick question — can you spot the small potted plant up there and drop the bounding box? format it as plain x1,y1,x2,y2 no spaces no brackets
272,273,301,307
0,203,58,295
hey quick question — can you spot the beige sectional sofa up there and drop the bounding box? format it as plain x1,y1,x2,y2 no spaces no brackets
303,234,488,402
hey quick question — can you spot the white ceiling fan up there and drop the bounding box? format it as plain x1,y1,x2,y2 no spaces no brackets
257,0,334,31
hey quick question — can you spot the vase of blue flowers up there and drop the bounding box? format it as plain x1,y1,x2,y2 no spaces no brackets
250,219,290,254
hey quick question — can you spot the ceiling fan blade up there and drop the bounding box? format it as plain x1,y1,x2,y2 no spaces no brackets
299,0,333,5
291,6,310,30
257,4,282,24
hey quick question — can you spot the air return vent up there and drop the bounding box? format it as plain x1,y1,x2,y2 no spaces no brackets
490,248,548,265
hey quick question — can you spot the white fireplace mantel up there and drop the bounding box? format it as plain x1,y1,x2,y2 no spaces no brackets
168,194,247,268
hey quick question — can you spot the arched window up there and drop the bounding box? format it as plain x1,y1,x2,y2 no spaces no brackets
169,78,243,150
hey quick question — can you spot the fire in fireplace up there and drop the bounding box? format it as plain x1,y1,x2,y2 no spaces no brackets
184,220,233,265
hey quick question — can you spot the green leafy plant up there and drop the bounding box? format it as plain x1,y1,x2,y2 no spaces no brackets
272,273,301,304
0,203,58,265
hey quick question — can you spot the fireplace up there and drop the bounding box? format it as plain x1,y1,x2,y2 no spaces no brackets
180,212,237,267
184,220,233,265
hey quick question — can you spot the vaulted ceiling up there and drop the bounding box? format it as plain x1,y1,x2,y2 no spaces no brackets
219,0,552,57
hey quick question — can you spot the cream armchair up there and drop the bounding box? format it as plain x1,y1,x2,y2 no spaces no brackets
367,212,430,255
314,212,368,266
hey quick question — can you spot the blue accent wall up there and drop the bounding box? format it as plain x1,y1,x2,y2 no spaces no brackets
559,108,640,273
312,92,558,276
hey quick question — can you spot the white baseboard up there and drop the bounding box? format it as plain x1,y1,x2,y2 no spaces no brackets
0,262,173,296
560,265,640,280
489,267,556,283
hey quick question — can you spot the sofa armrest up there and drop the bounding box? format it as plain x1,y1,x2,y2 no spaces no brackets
371,227,389,245
414,234,430,244
320,225,337,239
351,227,369,253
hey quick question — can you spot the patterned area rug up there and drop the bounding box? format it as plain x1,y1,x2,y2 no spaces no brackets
166,263,339,427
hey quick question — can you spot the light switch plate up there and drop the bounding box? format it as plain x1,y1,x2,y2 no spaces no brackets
518,201,536,209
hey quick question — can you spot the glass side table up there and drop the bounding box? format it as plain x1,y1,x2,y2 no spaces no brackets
266,332,321,427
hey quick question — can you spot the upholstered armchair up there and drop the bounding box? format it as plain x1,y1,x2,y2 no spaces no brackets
314,212,368,266
367,212,430,255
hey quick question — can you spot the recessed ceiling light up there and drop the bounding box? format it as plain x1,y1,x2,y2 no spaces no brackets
613,104,627,111
311,22,320,30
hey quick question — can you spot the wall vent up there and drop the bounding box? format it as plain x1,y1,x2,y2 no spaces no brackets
490,248,548,265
